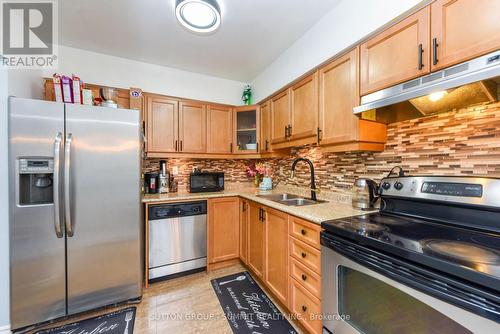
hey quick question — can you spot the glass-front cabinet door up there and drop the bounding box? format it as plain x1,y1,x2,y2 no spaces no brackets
234,105,260,154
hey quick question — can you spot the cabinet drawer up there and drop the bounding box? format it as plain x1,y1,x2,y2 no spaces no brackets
290,257,321,299
290,237,321,274
290,278,322,334
289,216,321,249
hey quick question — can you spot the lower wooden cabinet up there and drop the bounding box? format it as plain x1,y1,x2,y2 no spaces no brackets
288,217,322,334
239,199,249,265
208,197,239,264
238,204,323,334
264,207,289,305
290,237,321,275
247,201,265,279
290,278,322,334
290,257,321,299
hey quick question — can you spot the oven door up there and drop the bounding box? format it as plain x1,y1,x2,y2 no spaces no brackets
321,236,500,334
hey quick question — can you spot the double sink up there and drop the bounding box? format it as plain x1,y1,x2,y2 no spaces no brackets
257,193,326,206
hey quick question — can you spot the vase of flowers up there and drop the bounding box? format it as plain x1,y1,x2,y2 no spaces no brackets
246,162,265,187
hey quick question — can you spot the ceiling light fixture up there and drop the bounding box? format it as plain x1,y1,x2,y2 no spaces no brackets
428,91,447,102
175,0,221,34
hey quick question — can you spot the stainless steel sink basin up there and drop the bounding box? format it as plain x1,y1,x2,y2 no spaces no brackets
257,193,299,201
280,198,326,206
257,193,327,206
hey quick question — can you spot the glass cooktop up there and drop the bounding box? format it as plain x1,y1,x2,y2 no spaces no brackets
321,212,500,291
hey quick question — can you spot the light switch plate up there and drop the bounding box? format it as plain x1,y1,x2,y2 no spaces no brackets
172,166,179,176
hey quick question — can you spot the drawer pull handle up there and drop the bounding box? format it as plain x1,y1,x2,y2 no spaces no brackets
302,305,307,312
301,229,306,235
301,274,307,281
301,252,307,258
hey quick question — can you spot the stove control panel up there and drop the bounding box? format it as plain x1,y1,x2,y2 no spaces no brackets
421,182,482,197
379,176,500,208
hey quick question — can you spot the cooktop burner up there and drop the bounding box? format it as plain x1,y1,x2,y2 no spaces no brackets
322,212,500,290
421,240,500,265
369,215,410,225
335,220,388,233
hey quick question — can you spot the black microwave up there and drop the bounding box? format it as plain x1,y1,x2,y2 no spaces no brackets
189,172,224,193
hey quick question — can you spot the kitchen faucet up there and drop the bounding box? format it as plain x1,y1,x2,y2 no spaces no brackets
290,157,317,201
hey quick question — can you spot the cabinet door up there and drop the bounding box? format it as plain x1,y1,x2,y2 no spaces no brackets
146,96,178,153
208,198,239,264
239,200,249,264
290,72,318,142
260,101,272,152
234,106,259,154
360,7,430,95
319,48,360,145
270,90,290,144
431,0,500,71
247,202,265,279
179,101,207,153
264,207,289,305
207,104,233,154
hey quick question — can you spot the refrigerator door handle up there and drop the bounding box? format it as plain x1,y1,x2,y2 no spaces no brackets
53,132,63,238
65,133,74,237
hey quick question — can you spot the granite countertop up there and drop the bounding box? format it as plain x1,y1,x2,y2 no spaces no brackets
142,184,375,224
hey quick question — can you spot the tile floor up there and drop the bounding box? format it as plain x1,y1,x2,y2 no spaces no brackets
31,264,304,334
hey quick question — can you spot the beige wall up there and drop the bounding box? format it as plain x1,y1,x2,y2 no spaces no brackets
8,45,246,105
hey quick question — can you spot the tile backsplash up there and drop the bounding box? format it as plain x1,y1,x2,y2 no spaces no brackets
144,101,500,192
143,158,254,190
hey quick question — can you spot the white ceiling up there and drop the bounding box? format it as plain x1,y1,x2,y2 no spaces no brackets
59,0,341,82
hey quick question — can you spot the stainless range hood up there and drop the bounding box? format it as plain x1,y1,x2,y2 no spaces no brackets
354,50,500,122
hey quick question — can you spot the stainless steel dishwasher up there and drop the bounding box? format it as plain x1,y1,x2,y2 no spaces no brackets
148,201,207,280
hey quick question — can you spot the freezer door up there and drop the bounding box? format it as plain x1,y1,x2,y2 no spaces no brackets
8,98,66,329
65,104,142,314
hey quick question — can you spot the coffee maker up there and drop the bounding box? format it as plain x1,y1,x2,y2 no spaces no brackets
18,158,54,205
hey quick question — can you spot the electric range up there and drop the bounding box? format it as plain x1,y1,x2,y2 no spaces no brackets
321,176,500,334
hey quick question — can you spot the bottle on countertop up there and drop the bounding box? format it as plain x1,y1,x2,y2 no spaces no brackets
169,178,178,193
158,160,169,193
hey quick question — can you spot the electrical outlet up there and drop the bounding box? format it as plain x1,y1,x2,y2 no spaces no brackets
172,166,179,176
279,166,284,174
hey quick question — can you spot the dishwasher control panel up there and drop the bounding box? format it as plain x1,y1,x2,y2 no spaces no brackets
149,201,207,220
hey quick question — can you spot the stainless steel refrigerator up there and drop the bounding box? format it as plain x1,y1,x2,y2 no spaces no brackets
8,97,142,330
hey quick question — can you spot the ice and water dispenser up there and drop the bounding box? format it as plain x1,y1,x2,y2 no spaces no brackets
18,158,54,205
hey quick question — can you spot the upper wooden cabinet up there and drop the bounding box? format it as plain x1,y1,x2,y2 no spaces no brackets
360,7,430,95
207,104,233,154
270,89,290,145
234,105,259,154
289,72,319,143
146,96,178,153
208,197,239,264
430,0,500,71
260,101,272,153
319,48,387,152
178,101,207,153
270,72,319,148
